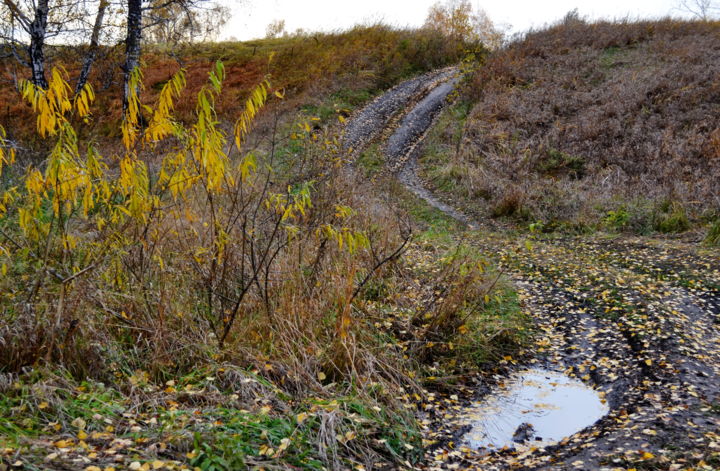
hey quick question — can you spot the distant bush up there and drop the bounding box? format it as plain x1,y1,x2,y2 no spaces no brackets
604,206,630,231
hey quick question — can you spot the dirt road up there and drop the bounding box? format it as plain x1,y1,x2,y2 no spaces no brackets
346,71,720,471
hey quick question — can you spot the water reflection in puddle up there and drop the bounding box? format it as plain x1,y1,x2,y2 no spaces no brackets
462,369,608,451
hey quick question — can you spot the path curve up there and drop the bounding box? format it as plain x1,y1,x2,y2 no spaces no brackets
346,70,720,471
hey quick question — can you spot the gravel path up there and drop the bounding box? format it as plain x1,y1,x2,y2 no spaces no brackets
344,67,478,229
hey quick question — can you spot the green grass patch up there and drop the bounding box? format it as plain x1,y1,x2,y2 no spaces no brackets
459,286,530,367
1,368,423,470
419,101,473,194
0,371,124,448
356,143,385,176
537,148,586,178
654,201,691,234
704,220,720,246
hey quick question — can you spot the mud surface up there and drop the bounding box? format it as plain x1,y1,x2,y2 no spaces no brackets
385,79,458,167
342,68,455,155
347,71,720,470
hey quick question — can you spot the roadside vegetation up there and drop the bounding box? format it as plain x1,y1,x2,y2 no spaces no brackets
418,14,720,239
0,5,532,467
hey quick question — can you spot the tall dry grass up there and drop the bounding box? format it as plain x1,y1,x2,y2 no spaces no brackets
434,18,720,231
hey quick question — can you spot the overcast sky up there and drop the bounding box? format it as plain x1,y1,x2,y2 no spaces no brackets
221,0,695,41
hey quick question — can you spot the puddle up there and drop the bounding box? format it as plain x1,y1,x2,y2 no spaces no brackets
462,369,608,451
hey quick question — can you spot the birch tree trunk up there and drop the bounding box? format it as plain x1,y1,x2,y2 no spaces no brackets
1,0,49,88
28,0,49,88
123,0,143,113
75,0,108,94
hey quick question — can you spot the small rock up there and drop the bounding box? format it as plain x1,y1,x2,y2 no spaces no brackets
512,423,536,443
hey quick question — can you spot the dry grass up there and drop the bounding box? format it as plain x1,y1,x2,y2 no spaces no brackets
429,18,720,232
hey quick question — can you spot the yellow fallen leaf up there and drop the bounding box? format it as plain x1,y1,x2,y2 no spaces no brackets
77,430,88,440
317,372,326,381
53,439,74,448
152,460,164,469
277,438,291,452
71,417,87,430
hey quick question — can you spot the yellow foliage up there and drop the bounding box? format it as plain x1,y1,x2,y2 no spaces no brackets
74,83,95,120
0,125,15,177
122,67,144,150
3,59,373,354
234,78,270,151
424,0,503,48
145,69,186,144
19,67,73,137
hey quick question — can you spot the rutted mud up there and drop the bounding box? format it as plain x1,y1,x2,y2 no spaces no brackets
386,78,479,230
346,71,720,471
342,68,456,155
343,68,477,229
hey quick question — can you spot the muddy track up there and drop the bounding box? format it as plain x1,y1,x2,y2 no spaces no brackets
479,238,720,471
347,72,720,470
342,67,456,157
343,68,479,230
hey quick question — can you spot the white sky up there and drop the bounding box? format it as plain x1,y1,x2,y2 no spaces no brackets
221,0,695,41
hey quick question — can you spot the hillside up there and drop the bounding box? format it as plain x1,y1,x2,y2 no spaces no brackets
1,14,719,471
0,25,511,471
421,18,720,236
0,25,465,145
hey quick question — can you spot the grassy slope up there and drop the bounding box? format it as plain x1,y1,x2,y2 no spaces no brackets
419,18,720,238
0,25,463,145
0,27,531,470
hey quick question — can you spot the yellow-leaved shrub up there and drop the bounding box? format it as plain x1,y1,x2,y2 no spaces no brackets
0,61,383,378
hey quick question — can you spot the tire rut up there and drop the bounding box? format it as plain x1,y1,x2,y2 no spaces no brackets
345,72,720,471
